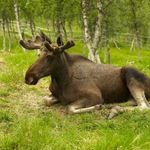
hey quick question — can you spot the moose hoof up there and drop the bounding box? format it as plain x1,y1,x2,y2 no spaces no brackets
44,96,52,107
94,104,102,110
108,106,123,119
43,96,57,107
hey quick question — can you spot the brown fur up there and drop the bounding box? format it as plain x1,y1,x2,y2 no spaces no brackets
20,33,150,113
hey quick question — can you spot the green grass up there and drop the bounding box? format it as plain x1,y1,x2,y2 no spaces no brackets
0,40,150,150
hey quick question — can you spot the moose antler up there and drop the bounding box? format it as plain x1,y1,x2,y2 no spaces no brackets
58,40,75,52
44,41,54,51
40,31,52,44
57,35,64,46
44,40,75,53
19,36,42,50
19,31,52,50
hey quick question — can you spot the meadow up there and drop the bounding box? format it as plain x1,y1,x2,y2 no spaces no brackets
0,37,150,150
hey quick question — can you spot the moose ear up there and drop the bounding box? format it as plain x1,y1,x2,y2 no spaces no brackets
57,36,64,46
40,31,52,44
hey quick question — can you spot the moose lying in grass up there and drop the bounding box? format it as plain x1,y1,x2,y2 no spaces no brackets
20,32,150,117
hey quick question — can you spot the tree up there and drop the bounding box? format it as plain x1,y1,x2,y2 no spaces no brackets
0,0,14,50
14,0,23,40
81,0,103,63
118,0,150,60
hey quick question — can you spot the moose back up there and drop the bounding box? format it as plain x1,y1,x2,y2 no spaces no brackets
20,32,150,114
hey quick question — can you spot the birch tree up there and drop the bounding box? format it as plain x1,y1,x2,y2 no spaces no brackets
2,19,6,50
14,0,25,51
6,18,11,51
129,0,141,60
82,0,103,63
0,0,14,51
21,0,37,37
126,0,149,60
101,0,117,63
14,0,23,40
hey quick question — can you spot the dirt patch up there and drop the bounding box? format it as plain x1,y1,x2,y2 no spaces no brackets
0,60,6,71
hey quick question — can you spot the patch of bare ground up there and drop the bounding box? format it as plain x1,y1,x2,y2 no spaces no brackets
2,80,66,118
0,59,6,71
6,83,139,119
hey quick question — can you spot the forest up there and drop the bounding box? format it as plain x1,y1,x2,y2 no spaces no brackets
0,0,150,149
1,0,150,61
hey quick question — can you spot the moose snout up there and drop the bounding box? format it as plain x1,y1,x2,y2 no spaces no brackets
25,76,34,85
25,73,38,85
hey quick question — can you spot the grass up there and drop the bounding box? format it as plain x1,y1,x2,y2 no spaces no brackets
0,40,150,150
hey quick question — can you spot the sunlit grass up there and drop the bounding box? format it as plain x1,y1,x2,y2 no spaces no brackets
0,40,150,149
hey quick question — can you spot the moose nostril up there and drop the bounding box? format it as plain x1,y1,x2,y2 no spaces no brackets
25,77,34,84
29,77,34,84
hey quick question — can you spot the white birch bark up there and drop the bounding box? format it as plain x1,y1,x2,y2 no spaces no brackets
82,0,102,63
91,0,102,63
14,0,22,39
136,34,141,61
81,0,94,61
14,0,25,51
112,39,120,50
130,37,135,53
92,0,102,52
104,47,107,63
6,19,11,51
29,19,35,38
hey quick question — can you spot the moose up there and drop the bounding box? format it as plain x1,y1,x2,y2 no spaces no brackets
20,32,150,116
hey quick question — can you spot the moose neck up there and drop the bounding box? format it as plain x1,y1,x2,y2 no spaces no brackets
51,52,72,86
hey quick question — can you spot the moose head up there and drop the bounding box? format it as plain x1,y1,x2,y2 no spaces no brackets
20,32,75,85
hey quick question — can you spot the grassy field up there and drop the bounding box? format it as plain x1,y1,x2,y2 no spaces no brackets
0,41,150,150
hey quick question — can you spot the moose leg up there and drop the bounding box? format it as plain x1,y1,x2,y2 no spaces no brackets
68,103,102,114
68,94,103,114
103,100,137,119
108,105,145,119
44,95,59,106
127,79,149,109
128,87,150,109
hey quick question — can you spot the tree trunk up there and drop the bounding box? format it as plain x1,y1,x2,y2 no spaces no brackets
6,19,11,51
82,0,95,62
14,0,25,51
52,17,56,35
136,33,141,61
29,19,35,38
2,19,6,50
130,37,135,53
130,0,141,61
103,46,107,63
112,39,120,49
9,20,13,32
61,21,67,41
91,0,102,63
45,18,51,37
12,20,18,42
91,0,102,53
82,0,102,63
95,50,101,63
107,46,111,64
56,19,61,36
32,20,36,35
68,20,73,38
